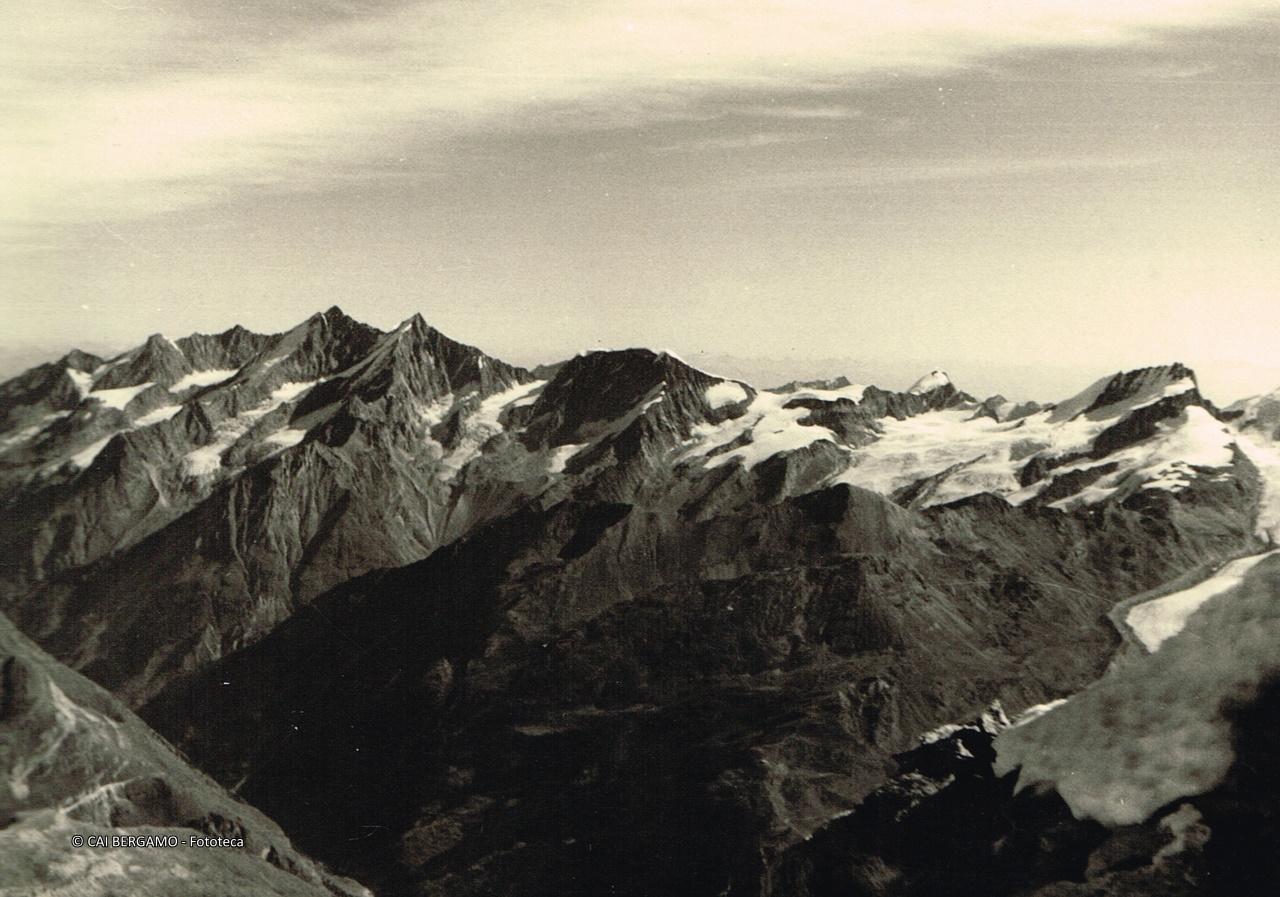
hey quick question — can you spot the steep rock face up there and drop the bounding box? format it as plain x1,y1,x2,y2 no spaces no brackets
141,458,1260,897
0,350,103,432
0,609,369,897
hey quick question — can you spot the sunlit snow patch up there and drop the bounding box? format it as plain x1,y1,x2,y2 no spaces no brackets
681,391,839,471
66,368,93,398
263,429,307,450
548,443,587,474
132,405,182,427
1126,551,1279,652
440,380,546,476
167,368,239,393
69,437,114,470
908,370,951,395
181,380,322,478
704,381,749,409
87,382,153,410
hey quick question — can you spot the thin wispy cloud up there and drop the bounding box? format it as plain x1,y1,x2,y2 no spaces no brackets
741,155,1167,192
650,132,822,154
2,0,1274,239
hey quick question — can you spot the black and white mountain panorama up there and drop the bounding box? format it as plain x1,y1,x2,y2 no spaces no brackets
4,307,1280,897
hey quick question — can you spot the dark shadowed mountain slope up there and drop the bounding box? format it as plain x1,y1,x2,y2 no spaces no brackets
142,449,1261,896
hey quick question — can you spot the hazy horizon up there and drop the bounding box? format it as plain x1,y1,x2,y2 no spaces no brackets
2,304,1276,407
5,2,1279,404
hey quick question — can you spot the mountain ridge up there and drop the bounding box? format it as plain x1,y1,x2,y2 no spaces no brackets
3,308,1279,896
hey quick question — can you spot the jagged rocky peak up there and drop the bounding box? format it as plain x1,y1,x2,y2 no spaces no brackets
1049,362,1203,423
0,351,103,428
908,369,952,395
322,312,532,417
1225,386,1280,440
393,312,530,394
61,347,103,373
523,347,739,446
93,333,192,390
259,304,384,377
969,394,1046,423
175,323,272,372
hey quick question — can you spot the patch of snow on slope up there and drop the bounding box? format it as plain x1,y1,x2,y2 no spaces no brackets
87,382,153,410
511,383,546,408
181,380,321,478
417,395,455,427
704,381,749,409
680,391,838,471
66,368,93,398
1231,427,1280,541
132,405,182,427
168,368,238,392
440,380,547,476
263,429,307,450
908,370,950,395
1011,698,1069,728
270,379,321,403
1126,551,1278,652
996,553,1280,827
1,424,43,451
69,437,114,470
1045,407,1234,509
0,412,68,451
548,443,587,474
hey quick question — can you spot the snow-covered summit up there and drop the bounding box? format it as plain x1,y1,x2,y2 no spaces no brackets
907,370,951,395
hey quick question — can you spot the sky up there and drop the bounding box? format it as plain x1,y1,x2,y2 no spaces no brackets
3,1,1280,401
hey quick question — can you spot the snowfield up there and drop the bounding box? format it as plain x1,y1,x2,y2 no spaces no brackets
1126,551,1279,652
87,382,153,410
681,390,840,471
168,368,239,393
704,381,749,409
182,380,322,478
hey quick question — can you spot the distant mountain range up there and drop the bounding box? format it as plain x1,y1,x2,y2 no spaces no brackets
3,307,1278,896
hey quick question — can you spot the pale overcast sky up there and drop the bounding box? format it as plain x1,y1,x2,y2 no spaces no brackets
3,2,1279,400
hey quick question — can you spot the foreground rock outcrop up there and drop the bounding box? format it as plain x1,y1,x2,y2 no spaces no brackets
0,610,369,897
